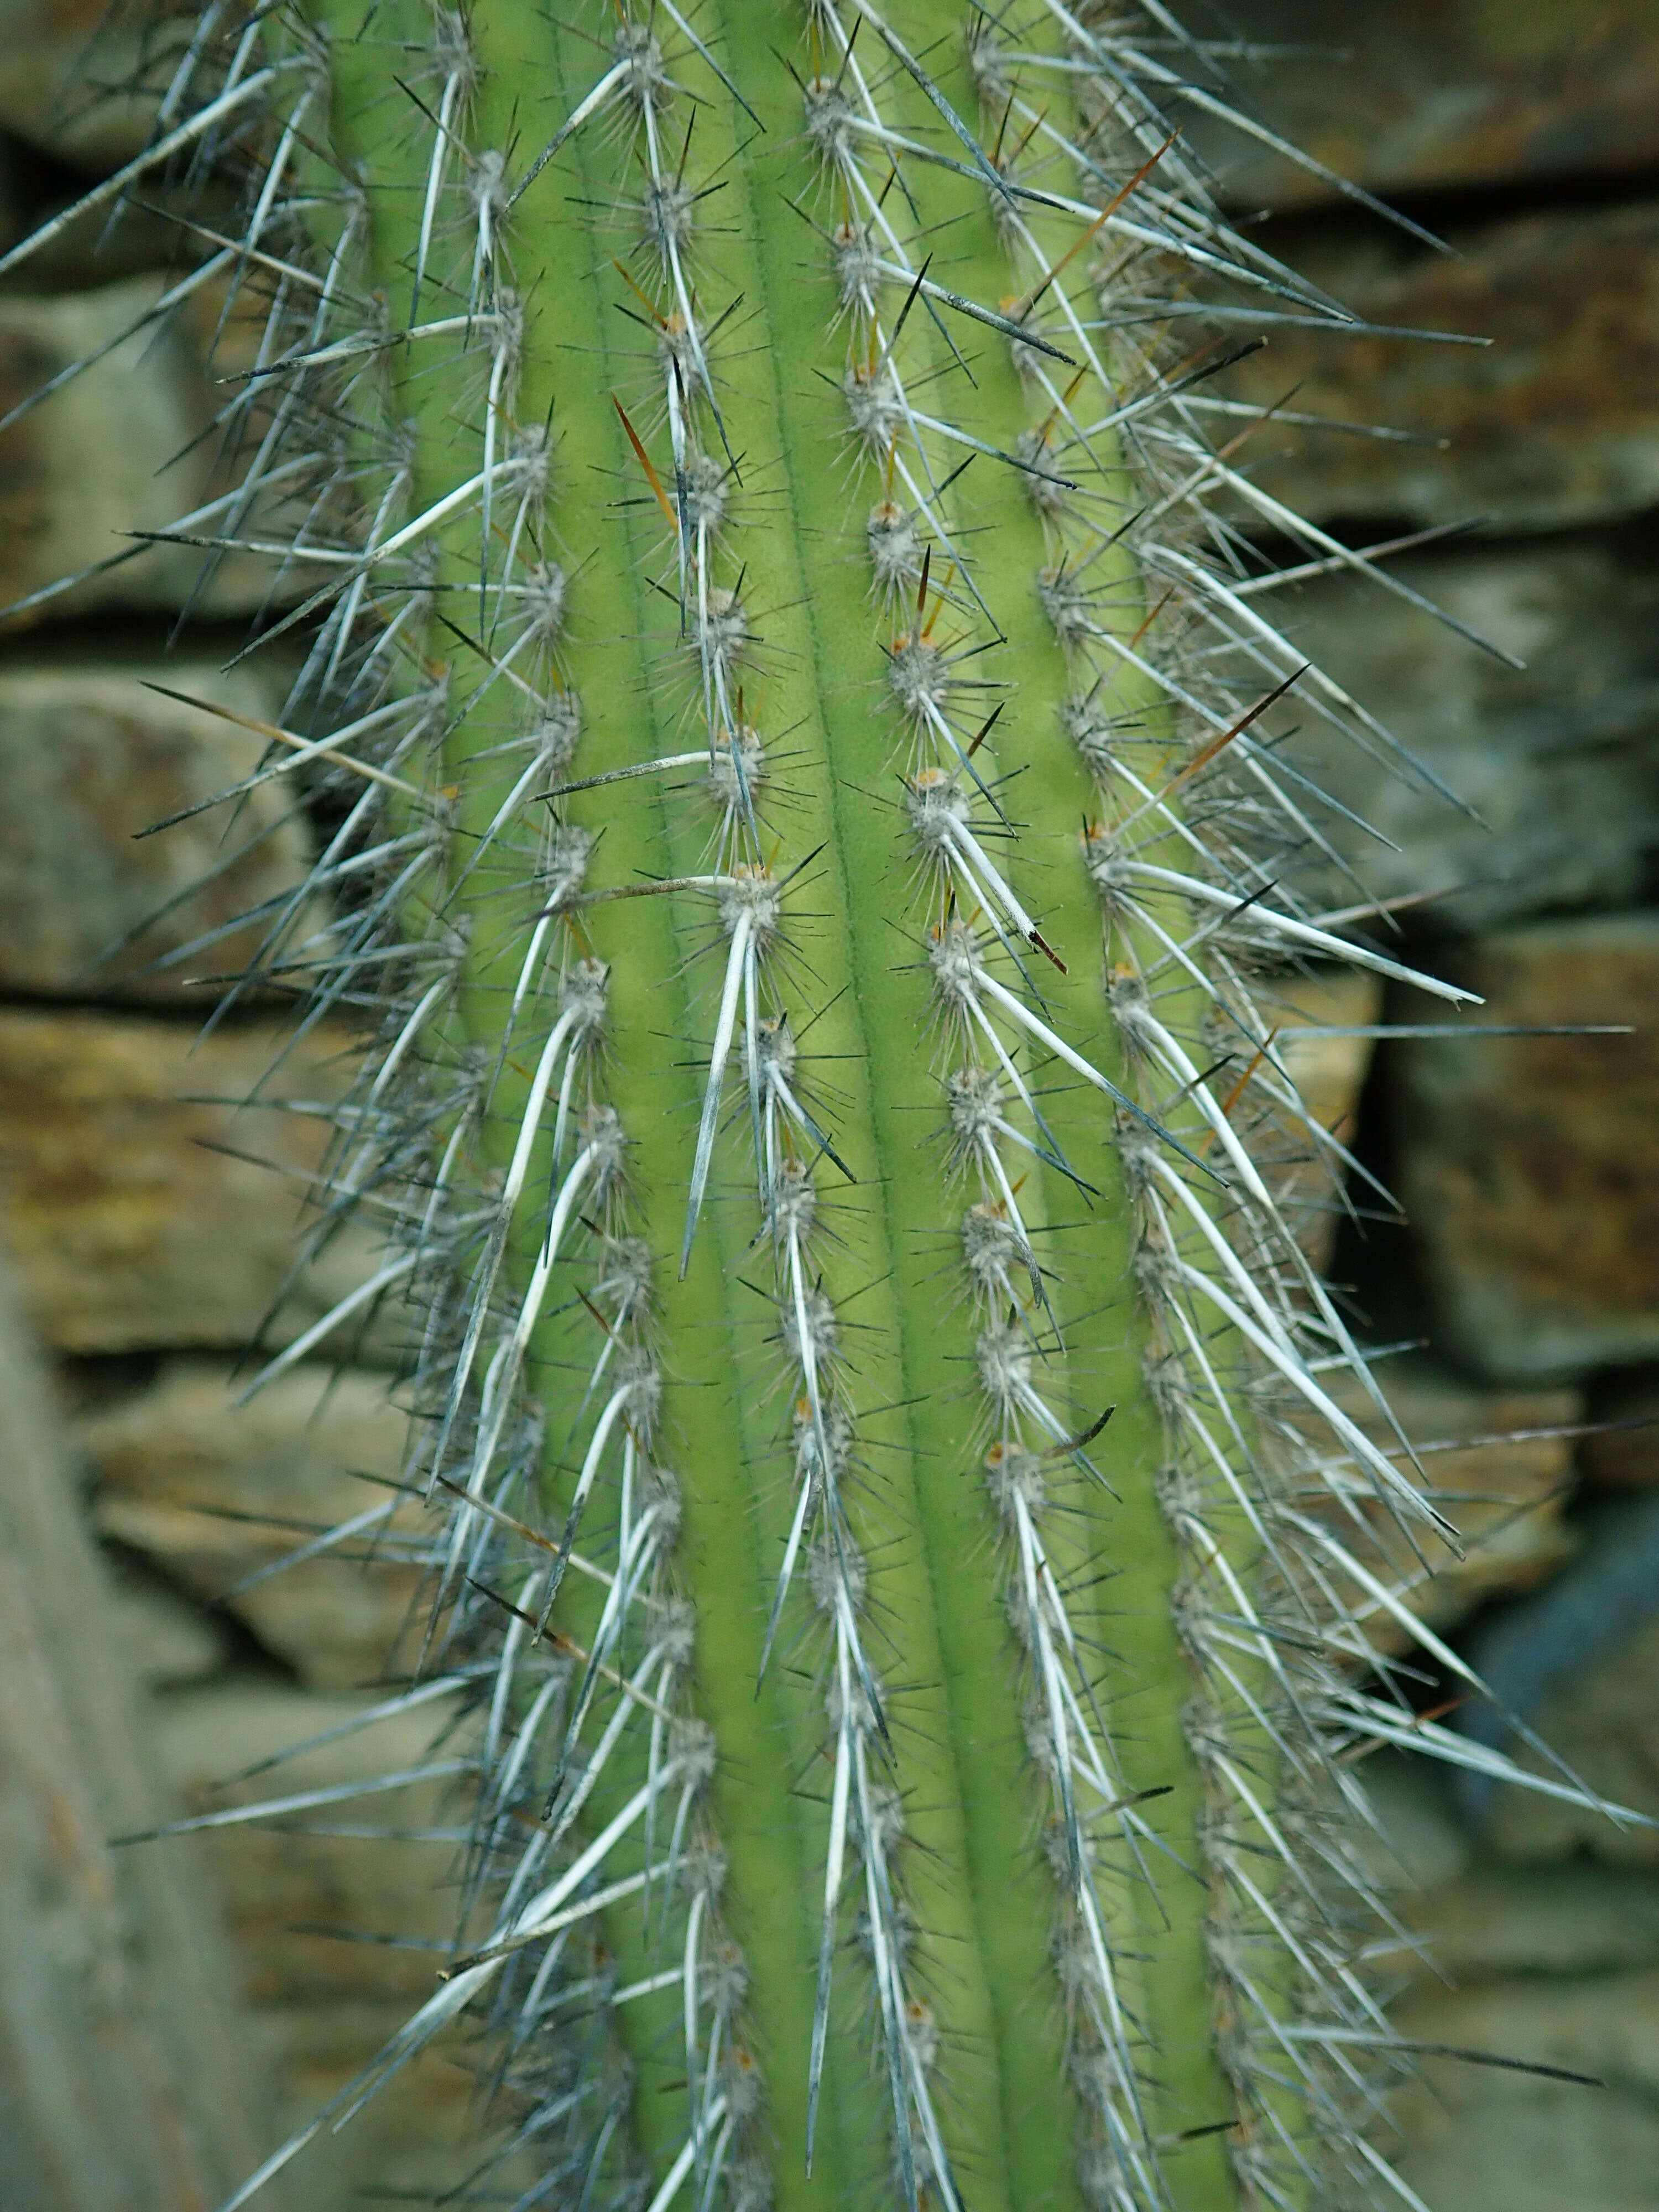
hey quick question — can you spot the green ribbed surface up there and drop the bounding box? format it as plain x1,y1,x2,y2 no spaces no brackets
313,2,1236,2201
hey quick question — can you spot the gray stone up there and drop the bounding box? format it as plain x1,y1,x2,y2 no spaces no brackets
1434,1488,1659,1865
1390,916,1659,1381
1356,1750,1476,1895
1347,1764,1659,1961
78,1360,421,1691
150,1677,520,2210
100,1555,229,1689
152,1677,467,2008
1221,201,1659,531
1264,538,1659,933
1479,1609,1659,1870
0,1006,397,1358
0,278,280,625
0,659,321,1003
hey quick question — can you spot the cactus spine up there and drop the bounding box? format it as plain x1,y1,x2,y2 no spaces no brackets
16,4,1611,2209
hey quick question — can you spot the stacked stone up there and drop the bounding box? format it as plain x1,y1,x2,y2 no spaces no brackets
1190,9,1659,2209
0,7,1653,2212
0,11,484,2203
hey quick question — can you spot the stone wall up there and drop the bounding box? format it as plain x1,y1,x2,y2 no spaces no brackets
1198,11,1659,2203
0,6,1654,2208
0,9,486,2198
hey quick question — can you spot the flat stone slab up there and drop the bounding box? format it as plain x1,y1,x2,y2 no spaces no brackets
1265,536,1659,932
1389,915,1659,1381
0,1006,390,1357
77,1359,421,1692
0,659,318,1002
1185,0,1659,211
1223,202,1659,531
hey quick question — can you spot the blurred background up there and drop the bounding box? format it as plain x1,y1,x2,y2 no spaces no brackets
0,3,1655,2208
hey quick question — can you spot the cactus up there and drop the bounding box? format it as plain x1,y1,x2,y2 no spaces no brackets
11,6,1620,2209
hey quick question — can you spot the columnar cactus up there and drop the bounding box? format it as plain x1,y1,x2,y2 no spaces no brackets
14,6,1608,2209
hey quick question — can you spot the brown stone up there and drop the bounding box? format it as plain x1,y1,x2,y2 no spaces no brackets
0,1006,394,1357
1390,916,1659,1380
1220,202,1659,531
1416,1861,1659,1979
152,1678,468,2009
1582,1366,1659,1489
257,2011,503,2212
1357,1757,1659,2198
150,1678,519,2209
1251,966,1380,1272
1261,536,1659,933
0,0,174,170
0,659,321,1003
101,1553,231,1689
1182,1,1659,211
1358,1760,1659,2206
1293,1354,1581,1637
0,278,277,625
0,1250,283,2210
78,1360,422,1691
